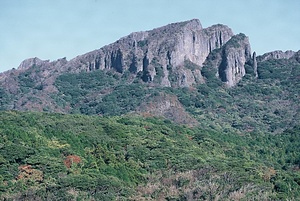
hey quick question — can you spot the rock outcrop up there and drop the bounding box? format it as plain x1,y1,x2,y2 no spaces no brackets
252,52,258,78
65,19,234,87
203,33,252,87
17,57,68,72
218,34,251,87
257,50,295,62
137,93,198,126
18,57,50,70
292,50,300,63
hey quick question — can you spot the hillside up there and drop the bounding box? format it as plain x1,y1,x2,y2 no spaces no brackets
0,111,300,200
1,48,298,134
0,19,300,200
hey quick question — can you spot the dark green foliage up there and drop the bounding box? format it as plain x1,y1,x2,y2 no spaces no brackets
0,88,11,110
54,70,118,106
200,49,224,88
166,58,299,135
137,40,148,47
0,144,35,163
18,71,35,88
184,59,201,70
95,84,149,115
17,65,43,91
201,63,216,80
0,111,299,199
258,59,293,79
225,33,246,48
244,63,255,75
54,70,160,116
153,58,164,83
0,88,6,100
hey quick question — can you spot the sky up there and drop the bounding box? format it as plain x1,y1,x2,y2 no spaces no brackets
0,0,299,72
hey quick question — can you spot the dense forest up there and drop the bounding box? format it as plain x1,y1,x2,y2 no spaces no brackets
0,111,300,200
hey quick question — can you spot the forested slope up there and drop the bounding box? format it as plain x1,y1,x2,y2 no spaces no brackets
0,111,299,200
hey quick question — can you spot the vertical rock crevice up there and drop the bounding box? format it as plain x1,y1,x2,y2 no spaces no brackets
111,49,123,73
129,55,138,73
142,55,151,82
253,52,258,78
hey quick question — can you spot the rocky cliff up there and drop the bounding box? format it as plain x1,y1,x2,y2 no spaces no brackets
0,19,299,131
217,33,252,87
0,19,257,114
201,33,252,87
2,19,254,89
63,19,236,87
257,50,296,62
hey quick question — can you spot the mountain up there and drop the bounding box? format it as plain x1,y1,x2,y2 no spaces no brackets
0,19,299,133
0,19,245,95
64,19,237,87
0,19,300,199
0,19,252,113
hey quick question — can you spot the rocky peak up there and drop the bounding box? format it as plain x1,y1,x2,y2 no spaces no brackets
16,57,68,74
65,19,234,87
203,33,252,87
18,57,50,70
152,18,203,33
219,33,252,87
203,24,234,48
257,50,295,62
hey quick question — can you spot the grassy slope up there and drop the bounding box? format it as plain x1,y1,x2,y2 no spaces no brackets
0,111,299,200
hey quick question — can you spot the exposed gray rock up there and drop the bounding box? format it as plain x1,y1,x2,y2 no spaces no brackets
65,19,234,87
257,50,295,62
291,50,300,63
18,57,50,70
253,52,258,77
137,93,198,126
0,56,69,112
211,33,252,87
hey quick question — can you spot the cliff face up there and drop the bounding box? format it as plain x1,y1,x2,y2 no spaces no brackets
202,33,252,87
3,19,252,88
218,34,252,87
0,18,299,132
0,19,255,114
64,19,234,87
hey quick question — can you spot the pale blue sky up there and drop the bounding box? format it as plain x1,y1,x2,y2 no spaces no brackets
0,0,299,72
